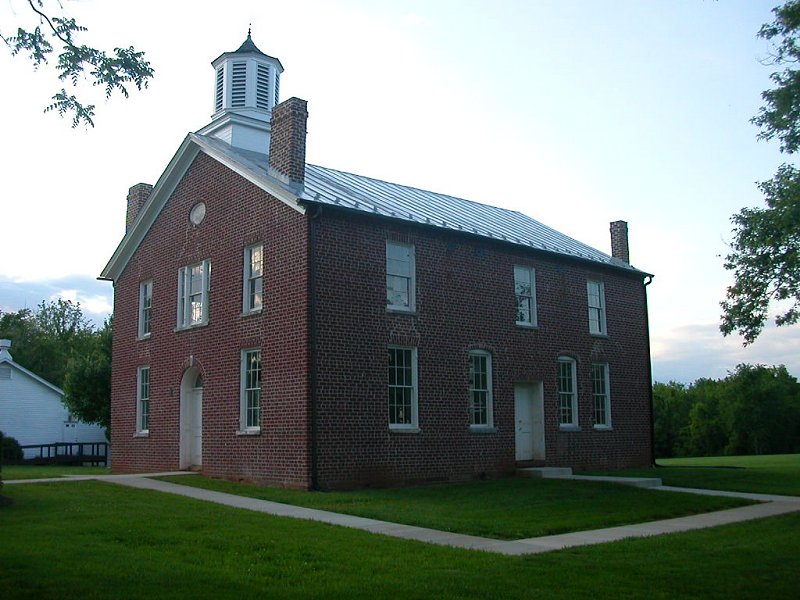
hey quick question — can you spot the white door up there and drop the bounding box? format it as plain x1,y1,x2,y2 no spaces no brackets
515,382,545,461
191,388,203,467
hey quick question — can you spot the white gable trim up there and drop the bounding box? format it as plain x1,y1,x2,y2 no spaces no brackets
100,134,304,282
0,357,64,397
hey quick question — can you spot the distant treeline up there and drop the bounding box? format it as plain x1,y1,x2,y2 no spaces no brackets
654,364,800,458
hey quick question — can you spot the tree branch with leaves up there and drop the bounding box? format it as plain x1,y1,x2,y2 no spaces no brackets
1,0,153,126
721,1,800,344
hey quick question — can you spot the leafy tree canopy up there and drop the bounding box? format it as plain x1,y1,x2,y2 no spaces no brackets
653,365,800,458
721,1,800,344
1,0,153,126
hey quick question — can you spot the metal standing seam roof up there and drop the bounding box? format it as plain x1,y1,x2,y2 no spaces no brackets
199,136,646,275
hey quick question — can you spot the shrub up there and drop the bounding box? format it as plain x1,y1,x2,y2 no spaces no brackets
1,432,23,462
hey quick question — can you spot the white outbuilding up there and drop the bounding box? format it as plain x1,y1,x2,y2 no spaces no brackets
0,339,107,460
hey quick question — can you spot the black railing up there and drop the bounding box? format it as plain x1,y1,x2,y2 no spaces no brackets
14,442,109,467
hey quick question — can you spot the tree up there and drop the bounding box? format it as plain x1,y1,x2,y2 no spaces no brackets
0,299,94,387
1,0,153,126
652,381,692,458
62,318,112,434
721,1,800,344
720,364,800,455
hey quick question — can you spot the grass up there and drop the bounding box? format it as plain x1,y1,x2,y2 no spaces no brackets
1,481,798,600
581,453,800,496
159,475,749,540
0,465,111,480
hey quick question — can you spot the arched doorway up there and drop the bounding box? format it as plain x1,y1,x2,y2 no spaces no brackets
180,368,203,469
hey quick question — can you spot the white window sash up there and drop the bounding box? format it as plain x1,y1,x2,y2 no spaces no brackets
592,363,612,428
469,350,493,428
138,281,152,338
136,366,150,433
177,261,210,328
243,245,263,313
240,349,262,431
514,265,537,326
558,358,578,428
388,346,418,429
587,281,607,335
386,241,415,311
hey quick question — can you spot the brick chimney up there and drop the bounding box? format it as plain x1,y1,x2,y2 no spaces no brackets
268,97,308,189
126,183,154,230
610,220,630,263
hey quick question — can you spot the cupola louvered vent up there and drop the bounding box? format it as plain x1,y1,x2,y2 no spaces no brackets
231,62,247,107
256,64,270,110
201,34,285,153
274,72,280,106
215,66,224,112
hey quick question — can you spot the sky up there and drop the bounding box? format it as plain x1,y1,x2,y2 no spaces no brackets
0,0,798,383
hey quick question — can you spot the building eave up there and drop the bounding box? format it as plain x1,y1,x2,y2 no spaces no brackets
0,357,64,396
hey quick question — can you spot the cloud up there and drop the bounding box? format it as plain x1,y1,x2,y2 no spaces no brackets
652,320,800,383
0,276,113,327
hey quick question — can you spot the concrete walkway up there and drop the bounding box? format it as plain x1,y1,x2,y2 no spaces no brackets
6,473,800,555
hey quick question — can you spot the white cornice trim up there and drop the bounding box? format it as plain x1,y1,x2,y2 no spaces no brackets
100,134,305,282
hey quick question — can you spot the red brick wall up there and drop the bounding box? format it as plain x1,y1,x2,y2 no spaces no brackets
268,98,308,186
111,152,310,487
311,207,652,489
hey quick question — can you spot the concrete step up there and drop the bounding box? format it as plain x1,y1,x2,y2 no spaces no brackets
516,467,662,489
568,475,663,488
517,467,574,479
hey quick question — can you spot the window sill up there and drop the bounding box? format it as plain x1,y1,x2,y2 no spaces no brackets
515,322,538,330
236,428,261,436
137,333,152,341
593,425,612,431
558,425,582,432
389,427,421,434
386,307,417,316
133,431,149,438
174,321,209,332
469,426,498,434
589,332,609,339
241,308,262,318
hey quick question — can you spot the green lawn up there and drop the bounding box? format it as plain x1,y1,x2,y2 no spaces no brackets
0,481,798,600
159,475,749,540
582,453,800,496
1,465,111,480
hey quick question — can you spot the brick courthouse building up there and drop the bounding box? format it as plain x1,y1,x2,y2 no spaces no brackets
101,35,654,489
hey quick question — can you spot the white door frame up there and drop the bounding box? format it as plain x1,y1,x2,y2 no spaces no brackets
179,367,203,469
514,381,545,461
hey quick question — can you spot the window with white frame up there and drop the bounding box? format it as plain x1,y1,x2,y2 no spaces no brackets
592,363,611,428
138,280,152,338
177,260,210,328
240,349,262,431
388,346,418,429
386,241,415,311
137,366,150,433
587,280,607,335
557,357,578,428
468,350,493,428
243,244,263,313
514,265,537,326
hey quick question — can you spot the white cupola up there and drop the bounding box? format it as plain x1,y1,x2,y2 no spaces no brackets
197,31,284,154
